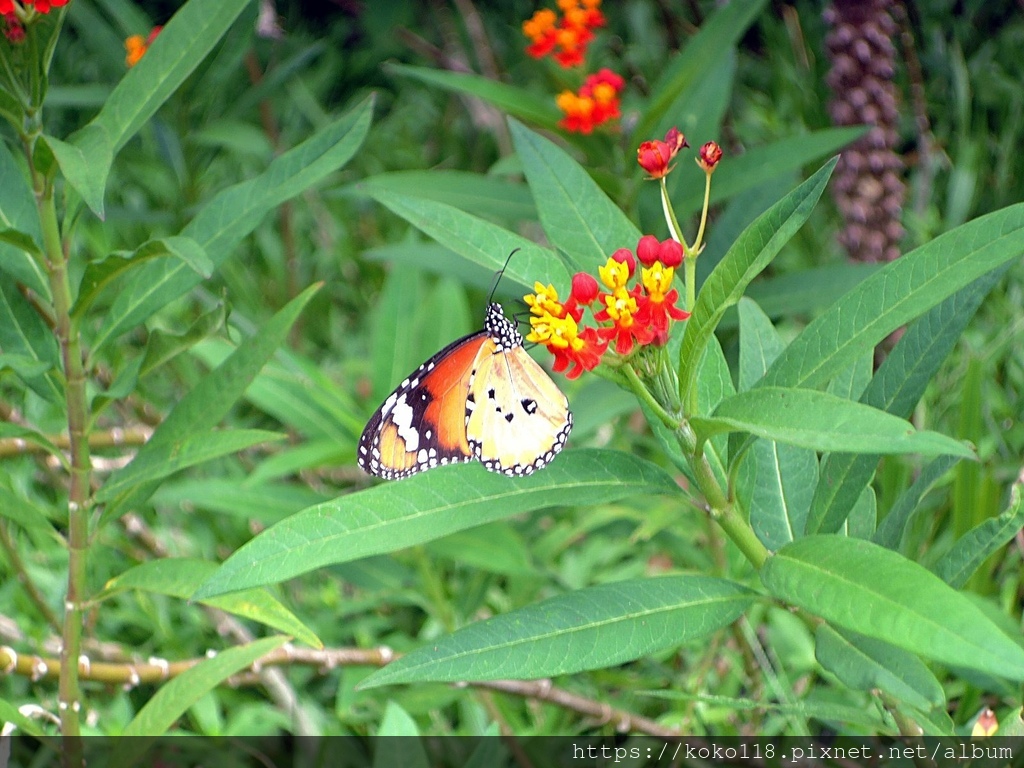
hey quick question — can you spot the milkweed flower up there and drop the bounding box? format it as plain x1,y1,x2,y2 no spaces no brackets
125,26,161,68
0,0,68,12
556,67,624,134
523,0,605,69
697,141,723,174
524,235,691,376
637,127,689,179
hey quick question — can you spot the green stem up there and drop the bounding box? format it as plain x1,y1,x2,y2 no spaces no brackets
692,171,712,253
659,177,686,247
621,362,679,430
36,167,91,743
684,251,696,314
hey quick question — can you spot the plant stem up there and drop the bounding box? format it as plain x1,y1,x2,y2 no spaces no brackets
36,169,91,743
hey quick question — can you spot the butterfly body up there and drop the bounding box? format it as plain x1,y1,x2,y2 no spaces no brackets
359,303,572,480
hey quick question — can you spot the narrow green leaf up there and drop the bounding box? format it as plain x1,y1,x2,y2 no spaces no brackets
0,698,44,736
90,96,372,355
736,299,816,549
376,701,422,738
139,301,227,378
59,0,250,216
386,63,561,128
97,285,318,525
115,636,286,744
873,455,959,550
679,159,836,409
95,428,284,504
152,479,327,522
0,482,58,535
100,558,321,648
692,387,974,458
635,0,766,140
510,119,641,271
44,125,113,218
356,171,536,223
815,625,945,712
0,143,47,296
73,236,212,319
360,575,754,687
367,189,568,290
193,450,680,599
933,479,1024,589
806,265,1006,534
369,267,424,405
761,205,1024,390
0,280,62,404
761,536,1024,680
425,523,535,576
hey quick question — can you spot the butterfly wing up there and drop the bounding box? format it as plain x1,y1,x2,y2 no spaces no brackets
358,331,488,479
466,342,572,476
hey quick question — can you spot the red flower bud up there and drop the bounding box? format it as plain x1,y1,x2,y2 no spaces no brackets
637,140,672,179
658,238,683,268
664,127,688,153
610,247,636,276
697,141,723,173
570,271,600,304
636,235,661,267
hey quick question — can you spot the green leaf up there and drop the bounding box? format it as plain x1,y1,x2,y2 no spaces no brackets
99,558,321,648
0,280,62,404
386,63,560,128
367,189,567,290
679,159,836,410
692,387,974,458
369,267,424,406
376,701,422,738
425,522,535,576
806,265,1007,535
933,478,1024,589
635,0,766,141
97,285,319,525
58,0,251,216
356,171,536,223
0,697,44,736
90,96,372,355
73,236,212,319
0,480,58,535
735,299,816,548
510,119,641,271
761,205,1024,390
139,301,228,378
192,449,680,599
115,636,286,744
761,536,1024,680
94,428,284,504
0,143,47,296
360,575,754,688
815,624,945,713
44,124,113,219
872,455,959,550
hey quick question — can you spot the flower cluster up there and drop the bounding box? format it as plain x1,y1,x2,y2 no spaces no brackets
555,68,623,134
522,0,605,69
525,235,691,379
125,26,162,68
1,0,67,41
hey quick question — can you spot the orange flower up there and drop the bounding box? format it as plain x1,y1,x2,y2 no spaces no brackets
556,68,624,134
125,26,161,68
523,0,605,69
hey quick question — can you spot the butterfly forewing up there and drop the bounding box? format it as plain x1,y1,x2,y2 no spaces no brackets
358,331,488,479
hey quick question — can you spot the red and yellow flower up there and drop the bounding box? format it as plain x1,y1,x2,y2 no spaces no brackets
556,67,624,134
525,235,691,377
637,127,689,179
523,0,605,69
125,26,161,68
0,0,68,13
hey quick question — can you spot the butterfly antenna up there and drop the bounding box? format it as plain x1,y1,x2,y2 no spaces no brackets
487,248,521,305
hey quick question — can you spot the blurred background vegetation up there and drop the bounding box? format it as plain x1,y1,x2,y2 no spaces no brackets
2,0,1022,737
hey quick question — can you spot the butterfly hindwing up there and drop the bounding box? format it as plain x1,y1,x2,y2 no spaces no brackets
358,330,488,479
466,340,572,476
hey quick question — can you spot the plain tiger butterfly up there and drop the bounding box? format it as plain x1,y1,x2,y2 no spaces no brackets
357,301,572,480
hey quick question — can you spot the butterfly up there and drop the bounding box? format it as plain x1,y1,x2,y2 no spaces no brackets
358,301,572,480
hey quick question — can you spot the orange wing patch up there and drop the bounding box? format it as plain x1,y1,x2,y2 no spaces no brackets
358,331,488,479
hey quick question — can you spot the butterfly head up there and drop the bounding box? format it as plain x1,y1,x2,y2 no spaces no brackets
484,302,524,351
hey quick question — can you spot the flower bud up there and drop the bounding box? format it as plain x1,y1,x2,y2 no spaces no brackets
697,141,723,173
658,238,683,268
610,247,636,277
570,272,600,304
635,235,661,267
